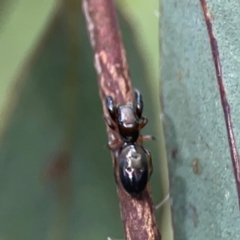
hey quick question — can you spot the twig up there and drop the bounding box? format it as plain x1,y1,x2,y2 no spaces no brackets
82,0,161,239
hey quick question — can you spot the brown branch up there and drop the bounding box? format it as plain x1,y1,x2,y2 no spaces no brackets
82,0,161,239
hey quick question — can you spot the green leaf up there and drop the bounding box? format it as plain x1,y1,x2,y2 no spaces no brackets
0,1,167,239
0,0,58,141
161,1,240,239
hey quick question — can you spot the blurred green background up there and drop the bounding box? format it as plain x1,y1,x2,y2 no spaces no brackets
0,0,172,239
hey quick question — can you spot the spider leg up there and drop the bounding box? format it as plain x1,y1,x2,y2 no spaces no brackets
107,138,122,150
103,115,117,130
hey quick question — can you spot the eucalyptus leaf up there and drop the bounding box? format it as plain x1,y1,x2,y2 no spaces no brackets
0,2,162,240
161,0,240,239
0,0,58,141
